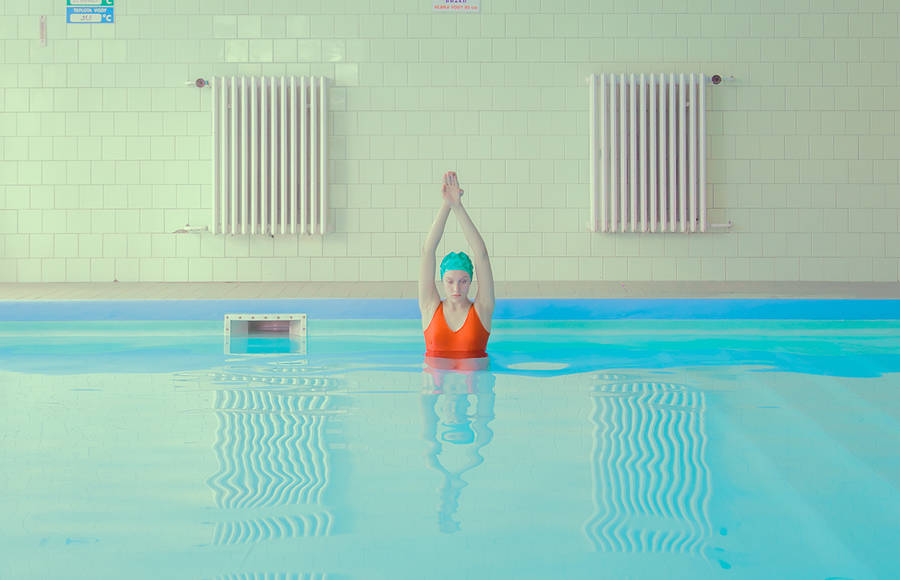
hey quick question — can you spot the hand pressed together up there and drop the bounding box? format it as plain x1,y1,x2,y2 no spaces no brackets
442,171,464,207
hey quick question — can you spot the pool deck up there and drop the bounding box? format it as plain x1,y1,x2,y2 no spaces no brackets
1,281,899,301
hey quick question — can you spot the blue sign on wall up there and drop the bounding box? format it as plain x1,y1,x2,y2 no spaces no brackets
66,6,115,23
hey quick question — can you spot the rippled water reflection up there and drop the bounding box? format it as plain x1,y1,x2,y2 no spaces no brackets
2,320,899,579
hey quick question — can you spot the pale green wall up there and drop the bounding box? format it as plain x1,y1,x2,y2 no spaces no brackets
1,0,898,282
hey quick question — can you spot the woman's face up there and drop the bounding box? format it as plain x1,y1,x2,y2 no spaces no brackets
442,270,471,302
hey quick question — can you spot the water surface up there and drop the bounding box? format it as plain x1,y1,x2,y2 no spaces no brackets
1,319,898,579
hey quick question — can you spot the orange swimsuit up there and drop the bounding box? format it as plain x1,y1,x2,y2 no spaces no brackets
424,302,490,359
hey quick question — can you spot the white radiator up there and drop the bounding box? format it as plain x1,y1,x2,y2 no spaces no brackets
212,76,328,235
589,73,707,233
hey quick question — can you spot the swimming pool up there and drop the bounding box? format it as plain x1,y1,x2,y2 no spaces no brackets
1,299,899,579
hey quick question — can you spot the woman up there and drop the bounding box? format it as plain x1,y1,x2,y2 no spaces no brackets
419,171,495,369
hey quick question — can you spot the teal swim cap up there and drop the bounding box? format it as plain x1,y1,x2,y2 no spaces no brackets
440,251,473,279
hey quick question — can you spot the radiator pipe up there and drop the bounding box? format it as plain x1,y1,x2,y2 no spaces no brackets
586,74,732,84
173,224,208,234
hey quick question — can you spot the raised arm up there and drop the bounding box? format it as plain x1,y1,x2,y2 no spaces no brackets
443,173,495,314
419,200,451,317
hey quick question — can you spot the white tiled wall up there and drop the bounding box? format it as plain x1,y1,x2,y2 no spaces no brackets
1,0,898,282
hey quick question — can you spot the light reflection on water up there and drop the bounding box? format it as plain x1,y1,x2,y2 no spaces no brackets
176,360,344,548
180,356,719,574
3,320,898,579
209,389,337,542
586,382,713,559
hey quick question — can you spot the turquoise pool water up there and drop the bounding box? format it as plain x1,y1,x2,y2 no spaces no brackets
1,300,899,579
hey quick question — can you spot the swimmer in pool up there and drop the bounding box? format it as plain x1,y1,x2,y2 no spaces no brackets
419,171,495,368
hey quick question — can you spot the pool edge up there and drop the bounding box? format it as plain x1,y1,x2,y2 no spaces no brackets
2,297,900,321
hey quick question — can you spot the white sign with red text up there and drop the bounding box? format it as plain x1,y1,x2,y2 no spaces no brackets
433,0,480,13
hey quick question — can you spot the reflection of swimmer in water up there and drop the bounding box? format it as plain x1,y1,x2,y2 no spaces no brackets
418,171,495,365
421,366,495,534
